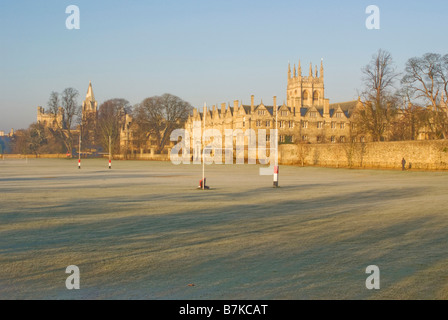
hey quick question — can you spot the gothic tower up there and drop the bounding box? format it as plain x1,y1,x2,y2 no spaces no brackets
82,80,98,123
81,81,98,147
287,59,325,109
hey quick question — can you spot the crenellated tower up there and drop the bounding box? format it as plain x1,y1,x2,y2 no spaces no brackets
287,59,325,109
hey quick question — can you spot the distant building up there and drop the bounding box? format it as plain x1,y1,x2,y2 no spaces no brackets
37,81,98,130
185,59,363,145
37,106,65,129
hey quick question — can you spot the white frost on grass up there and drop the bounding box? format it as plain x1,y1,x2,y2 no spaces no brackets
0,158,447,299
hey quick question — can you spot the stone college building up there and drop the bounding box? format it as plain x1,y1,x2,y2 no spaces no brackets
185,59,364,145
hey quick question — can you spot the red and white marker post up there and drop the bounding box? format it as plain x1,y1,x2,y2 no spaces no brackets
273,165,279,187
273,99,279,188
108,135,112,169
78,135,81,169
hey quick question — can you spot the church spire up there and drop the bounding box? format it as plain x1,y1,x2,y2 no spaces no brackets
293,64,296,78
309,62,313,77
315,65,318,78
86,80,95,101
298,60,301,77
320,59,324,79
288,63,291,79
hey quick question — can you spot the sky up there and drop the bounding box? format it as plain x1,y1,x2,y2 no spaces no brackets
0,0,447,131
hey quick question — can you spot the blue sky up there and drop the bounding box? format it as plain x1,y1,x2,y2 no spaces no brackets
0,0,447,131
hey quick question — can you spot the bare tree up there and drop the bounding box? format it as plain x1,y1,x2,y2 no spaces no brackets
11,129,30,155
28,122,48,156
48,91,60,116
135,93,193,153
60,88,80,153
97,98,131,155
45,88,80,154
61,88,80,131
355,49,400,141
402,53,446,108
443,54,448,99
401,52,448,138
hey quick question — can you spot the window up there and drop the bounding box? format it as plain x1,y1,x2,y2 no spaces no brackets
313,91,319,101
340,122,345,129
266,134,270,142
256,120,262,127
243,117,245,128
340,136,346,143
279,121,284,128
303,90,309,100
331,122,336,129
280,135,285,142
316,135,322,142
265,120,270,127
317,121,323,129
302,121,308,129
302,135,308,141
309,111,317,118
360,136,365,143
331,136,336,143
335,112,343,118
289,121,294,128
258,110,266,116
281,110,288,116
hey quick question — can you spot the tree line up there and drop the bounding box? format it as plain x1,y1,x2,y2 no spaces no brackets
354,49,448,141
10,92,192,156
6,49,448,155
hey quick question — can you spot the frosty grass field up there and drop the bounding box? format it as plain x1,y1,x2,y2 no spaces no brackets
0,158,447,299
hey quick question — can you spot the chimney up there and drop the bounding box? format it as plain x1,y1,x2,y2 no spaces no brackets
273,96,277,118
323,99,329,117
251,95,255,113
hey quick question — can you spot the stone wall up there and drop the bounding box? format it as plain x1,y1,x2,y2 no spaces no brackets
4,140,448,170
2,154,68,159
114,153,170,161
279,140,448,170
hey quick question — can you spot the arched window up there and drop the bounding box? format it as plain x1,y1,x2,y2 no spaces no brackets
313,91,319,101
302,90,309,100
